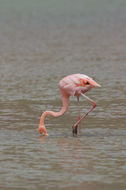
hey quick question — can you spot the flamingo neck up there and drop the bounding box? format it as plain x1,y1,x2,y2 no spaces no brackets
40,94,69,126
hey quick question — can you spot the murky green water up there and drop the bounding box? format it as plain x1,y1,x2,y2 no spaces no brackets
0,0,126,189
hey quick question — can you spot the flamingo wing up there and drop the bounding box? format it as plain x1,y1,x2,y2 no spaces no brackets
59,74,91,96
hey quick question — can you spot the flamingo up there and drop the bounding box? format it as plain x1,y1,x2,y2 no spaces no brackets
38,74,101,136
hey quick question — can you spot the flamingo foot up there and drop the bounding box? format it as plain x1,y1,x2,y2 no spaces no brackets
72,125,78,136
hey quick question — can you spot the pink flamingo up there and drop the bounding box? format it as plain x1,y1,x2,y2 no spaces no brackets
38,74,101,136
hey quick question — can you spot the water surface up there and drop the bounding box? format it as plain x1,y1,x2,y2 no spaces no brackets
0,0,126,189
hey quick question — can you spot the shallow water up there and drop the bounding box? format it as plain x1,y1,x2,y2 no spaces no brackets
0,0,126,190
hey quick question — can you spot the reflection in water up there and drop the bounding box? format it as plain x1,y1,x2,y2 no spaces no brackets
0,0,126,189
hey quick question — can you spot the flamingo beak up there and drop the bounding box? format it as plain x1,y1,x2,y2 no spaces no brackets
94,82,101,87
91,80,101,87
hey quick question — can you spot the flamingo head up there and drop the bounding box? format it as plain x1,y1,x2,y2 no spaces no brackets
86,78,101,88
38,125,48,136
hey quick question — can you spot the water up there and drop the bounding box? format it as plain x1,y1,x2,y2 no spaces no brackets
0,0,126,189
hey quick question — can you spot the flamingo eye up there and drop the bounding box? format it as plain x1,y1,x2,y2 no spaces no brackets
86,81,89,85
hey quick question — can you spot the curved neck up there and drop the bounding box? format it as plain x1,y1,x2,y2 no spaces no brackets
40,94,69,126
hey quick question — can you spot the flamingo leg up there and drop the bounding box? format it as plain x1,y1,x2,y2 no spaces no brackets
73,93,96,131
77,96,81,134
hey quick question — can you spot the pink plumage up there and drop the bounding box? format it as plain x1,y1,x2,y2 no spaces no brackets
59,73,100,96
39,74,101,136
